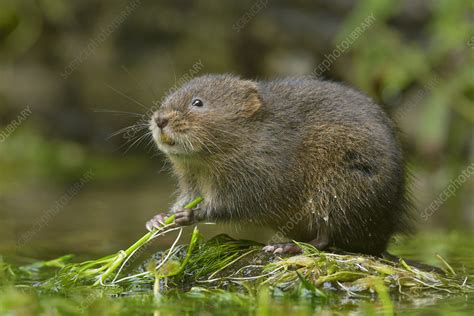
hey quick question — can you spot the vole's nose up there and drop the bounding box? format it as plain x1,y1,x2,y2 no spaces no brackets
155,116,169,129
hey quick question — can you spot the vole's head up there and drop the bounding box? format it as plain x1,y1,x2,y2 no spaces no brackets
151,74,262,156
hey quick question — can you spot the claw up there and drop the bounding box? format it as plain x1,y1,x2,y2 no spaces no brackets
274,247,284,254
262,243,302,254
263,245,276,252
145,213,170,231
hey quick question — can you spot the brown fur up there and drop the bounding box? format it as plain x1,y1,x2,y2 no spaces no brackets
150,74,412,255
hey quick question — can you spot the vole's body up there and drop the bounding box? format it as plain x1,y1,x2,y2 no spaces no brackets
148,75,411,255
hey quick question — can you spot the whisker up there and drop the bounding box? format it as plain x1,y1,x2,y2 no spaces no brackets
190,134,212,154
107,124,149,140
93,108,144,117
185,135,197,154
118,133,148,155
145,134,158,153
121,65,159,100
209,127,242,138
201,134,225,154
105,83,150,112
195,133,221,154
123,131,152,154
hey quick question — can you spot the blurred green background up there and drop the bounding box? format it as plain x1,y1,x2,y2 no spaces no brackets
0,0,472,259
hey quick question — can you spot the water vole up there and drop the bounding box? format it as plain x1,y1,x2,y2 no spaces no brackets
146,74,412,255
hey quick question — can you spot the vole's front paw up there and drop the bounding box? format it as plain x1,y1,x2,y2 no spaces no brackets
146,213,172,231
146,206,199,231
174,207,197,226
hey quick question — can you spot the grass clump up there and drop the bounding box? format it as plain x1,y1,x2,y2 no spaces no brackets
153,235,472,299
3,197,472,315
48,197,203,287
24,215,473,303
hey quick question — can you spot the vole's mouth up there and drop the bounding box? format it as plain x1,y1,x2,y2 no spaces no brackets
160,133,175,146
152,128,189,155
150,119,194,155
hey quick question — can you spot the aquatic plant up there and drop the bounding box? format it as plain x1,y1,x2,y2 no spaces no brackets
53,197,203,286
2,197,472,315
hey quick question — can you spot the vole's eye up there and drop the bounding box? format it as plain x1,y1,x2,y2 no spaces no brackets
192,99,203,107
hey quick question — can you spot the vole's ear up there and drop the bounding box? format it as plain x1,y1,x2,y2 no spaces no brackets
238,80,262,117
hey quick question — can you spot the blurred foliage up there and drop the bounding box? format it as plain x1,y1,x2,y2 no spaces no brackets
0,127,153,196
0,0,472,227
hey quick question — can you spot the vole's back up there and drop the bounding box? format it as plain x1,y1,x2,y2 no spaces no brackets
252,77,411,254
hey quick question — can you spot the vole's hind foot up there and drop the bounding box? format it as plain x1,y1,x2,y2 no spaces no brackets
146,213,172,231
309,236,329,251
309,222,329,251
263,243,303,255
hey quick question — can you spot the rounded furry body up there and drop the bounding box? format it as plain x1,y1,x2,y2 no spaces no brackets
149,74,412,255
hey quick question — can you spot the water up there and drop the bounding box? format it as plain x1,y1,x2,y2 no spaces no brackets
1,179,473,315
